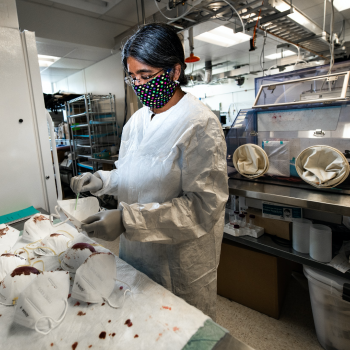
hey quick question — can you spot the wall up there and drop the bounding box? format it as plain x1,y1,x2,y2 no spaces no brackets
183,60,324,121
183,72,262,122
54,52,129,128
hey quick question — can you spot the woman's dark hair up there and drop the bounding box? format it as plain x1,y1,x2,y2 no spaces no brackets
122,23,187,85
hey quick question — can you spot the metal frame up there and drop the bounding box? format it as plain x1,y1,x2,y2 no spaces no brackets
67,94,117,176
252,71,350,108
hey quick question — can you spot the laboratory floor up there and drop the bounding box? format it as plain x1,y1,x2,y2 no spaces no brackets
95,236,322,350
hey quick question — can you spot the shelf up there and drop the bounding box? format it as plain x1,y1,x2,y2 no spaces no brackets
77,162,93,170
76,143,114,148
68,112,87,118
90,157,117,165
223,233,350,280
73,132,116,139
68,112,115,119
228,178,350,216
90,120,116,125
71,124,88,128
76,144,92,148
77,155,118,165
70,121,115,128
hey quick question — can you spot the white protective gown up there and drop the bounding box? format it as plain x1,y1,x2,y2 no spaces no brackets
93,93,228,320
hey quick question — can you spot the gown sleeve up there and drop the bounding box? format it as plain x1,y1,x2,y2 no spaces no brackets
119,116,229,244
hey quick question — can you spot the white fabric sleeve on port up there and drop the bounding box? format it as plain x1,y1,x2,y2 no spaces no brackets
119,119,228,245
91,169,119,197
296,145,349,188
233,144,268,177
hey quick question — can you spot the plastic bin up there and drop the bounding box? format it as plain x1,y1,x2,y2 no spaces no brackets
303,265,350,350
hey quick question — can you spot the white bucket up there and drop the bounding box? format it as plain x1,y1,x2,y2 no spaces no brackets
304,265,350,350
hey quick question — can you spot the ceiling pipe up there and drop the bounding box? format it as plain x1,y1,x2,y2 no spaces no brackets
204,60,212,84
141,0,146,25
185,27,200,63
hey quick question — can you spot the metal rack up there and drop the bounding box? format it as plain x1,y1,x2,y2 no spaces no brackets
66,94,118,176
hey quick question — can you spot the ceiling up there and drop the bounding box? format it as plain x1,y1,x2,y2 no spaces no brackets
17,0,350,87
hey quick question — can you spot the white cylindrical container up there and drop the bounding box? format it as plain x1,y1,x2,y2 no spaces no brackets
292,218,312,254
310,224,332,263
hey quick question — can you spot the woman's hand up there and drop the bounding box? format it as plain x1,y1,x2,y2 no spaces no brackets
81,209,125,241
70,173,103,194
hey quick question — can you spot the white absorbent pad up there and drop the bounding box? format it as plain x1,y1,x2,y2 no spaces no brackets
0,233,209,349
296,145,350,188
0,224,20,255
53,197,100,230
262,141,290,177
233,144,269,178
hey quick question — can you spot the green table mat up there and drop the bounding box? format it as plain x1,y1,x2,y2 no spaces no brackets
183,319,228,350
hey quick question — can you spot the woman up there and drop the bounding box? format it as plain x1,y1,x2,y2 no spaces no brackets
70,23,228,320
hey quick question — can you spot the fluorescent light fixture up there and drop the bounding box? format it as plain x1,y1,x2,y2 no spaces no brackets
195,26,251,47
332,0,350,11
274,0,322,35
265,50,296,59
38,54,59,68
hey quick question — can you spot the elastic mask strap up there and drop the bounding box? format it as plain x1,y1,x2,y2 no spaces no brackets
14,248,31,263
56,230,74,240
35,299,68,335
32,260,45,272
35,246,57,256
103,279,132,309
66,240,73,249
25,240,42,250
58,251,65,264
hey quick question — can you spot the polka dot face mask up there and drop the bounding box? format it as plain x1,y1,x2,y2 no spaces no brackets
133,73,179,109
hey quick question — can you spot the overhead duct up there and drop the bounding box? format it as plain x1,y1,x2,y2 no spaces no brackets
204,60,212,84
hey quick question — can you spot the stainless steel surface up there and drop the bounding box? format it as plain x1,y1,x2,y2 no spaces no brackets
229,179,350,216
253,71,350,108
223,232,350,280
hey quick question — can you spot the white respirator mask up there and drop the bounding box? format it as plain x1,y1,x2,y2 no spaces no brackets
14,271,70,335
0,224,20,255
0,266,41,306
72,252,130,307
23,214,53,242
0,253,28,281
34,233,73,256
60,242,96,273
